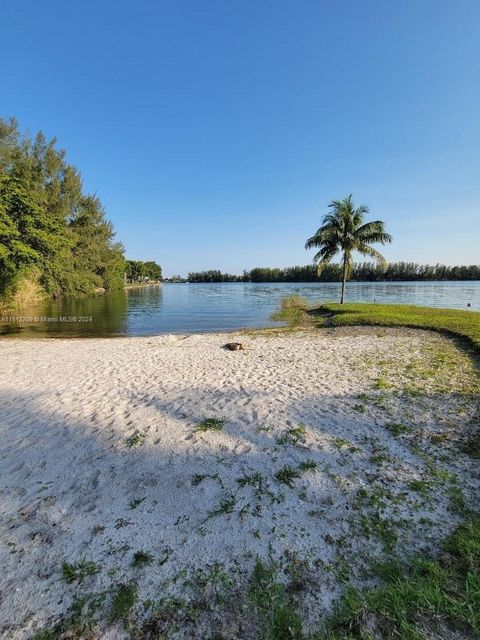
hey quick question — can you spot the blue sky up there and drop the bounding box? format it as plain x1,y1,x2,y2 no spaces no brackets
2,1,479,275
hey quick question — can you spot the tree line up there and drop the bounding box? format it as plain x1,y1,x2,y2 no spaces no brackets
0,118,162,304
187,262,480,283
187,270,246,283
125,260,162,284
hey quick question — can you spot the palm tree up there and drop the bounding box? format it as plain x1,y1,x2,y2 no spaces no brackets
305,195,392,304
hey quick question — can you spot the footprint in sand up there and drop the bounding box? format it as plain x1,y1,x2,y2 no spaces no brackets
234,443,252,455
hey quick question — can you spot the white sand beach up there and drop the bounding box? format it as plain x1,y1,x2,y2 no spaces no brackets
0,328,478,638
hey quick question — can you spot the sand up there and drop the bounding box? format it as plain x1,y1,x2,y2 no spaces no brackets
0,328,478,638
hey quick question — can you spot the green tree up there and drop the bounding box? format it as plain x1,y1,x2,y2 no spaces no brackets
0,117,127,300
0,175,63,284
305,195,392,303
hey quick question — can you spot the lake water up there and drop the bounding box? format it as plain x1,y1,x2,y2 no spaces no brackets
1,281,479,337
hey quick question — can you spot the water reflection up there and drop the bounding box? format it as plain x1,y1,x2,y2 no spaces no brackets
0,281,478,338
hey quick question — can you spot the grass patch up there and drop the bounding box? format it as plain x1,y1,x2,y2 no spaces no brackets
237,471,264,489
448,486,468,515
191,472,219,486
275,465,301,487
110,583,137,622
61,559,99,584
125,431,147,448
248,558,304,640
277,423,307,445
407,478,431,497
327,516,480,639
384,422,411,436
206,494,236,519
131,550,153,567
128,496,146,509
298,459,318,472
374,375,395,390
318,302,480,353
275,461,317,487
270,295,309,327
195,417,225,432
460,429,480,458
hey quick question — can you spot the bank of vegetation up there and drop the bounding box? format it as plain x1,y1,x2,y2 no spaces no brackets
0,118,161,310
272,298,480,355
125,260,162,284
187,263,480,283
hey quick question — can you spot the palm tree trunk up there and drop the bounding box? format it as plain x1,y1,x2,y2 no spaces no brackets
340,252,348,304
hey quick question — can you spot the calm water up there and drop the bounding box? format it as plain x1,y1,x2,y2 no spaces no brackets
1,281,479,337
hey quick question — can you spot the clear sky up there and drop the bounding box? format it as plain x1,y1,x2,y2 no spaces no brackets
2,1,479,275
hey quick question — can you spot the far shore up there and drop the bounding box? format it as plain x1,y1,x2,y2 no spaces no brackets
123,281,162,290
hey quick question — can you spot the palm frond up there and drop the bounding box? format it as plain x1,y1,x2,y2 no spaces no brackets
356,244,387,265
312,243,339,263
356,221,392,244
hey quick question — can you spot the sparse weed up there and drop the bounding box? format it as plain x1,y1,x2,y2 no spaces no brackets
385,422,411,436
195,417,225,432
369,452,390,465
191,472,220,486
352,403,366,412
298,459,317,472
277,424,307,445
61,559,99,584
448,486,468,514
275,465,301,487
332,436,360,452
128,496,146,510
206,494,236,519
374,376,394,390
125,431,147,448
237,471,264,489
359,512,398,552
460,431,480,458
131,551,153,567
407,479,431,497
110,583,137,622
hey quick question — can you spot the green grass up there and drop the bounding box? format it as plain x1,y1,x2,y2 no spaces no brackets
125,431,147,448
248,558,304,640
61,559,99,584
318,302,480,353
270,295,309,326
325,516,480,639
274,461,318,487
195,417,225,432
277,423,307,445
128,496,146,509
407,478,431,497
110,583,137,622
298,459,318,472
384,422,411,436
206,494,237,519
237,471,264,489
274,465,302,487
131,551,153,567
460,429,480,458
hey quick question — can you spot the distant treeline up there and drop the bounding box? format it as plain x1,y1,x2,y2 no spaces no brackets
188,263,480,283
187,270,245,283
125,260,162,283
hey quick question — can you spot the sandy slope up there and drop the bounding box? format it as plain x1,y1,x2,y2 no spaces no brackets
0,329,478,638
